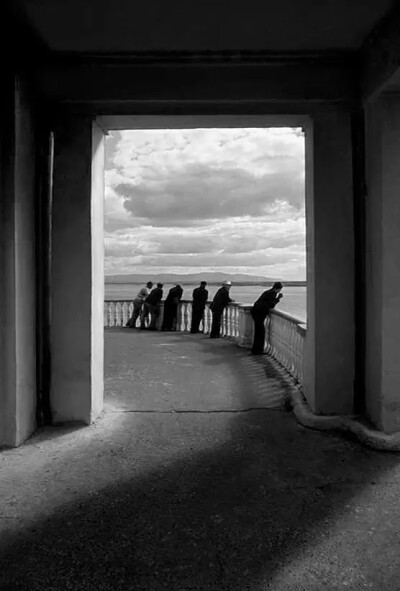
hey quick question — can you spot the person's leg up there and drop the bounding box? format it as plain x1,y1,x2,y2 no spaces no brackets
126,300,140,327
251,314,266,354
162,303,172,330
210,310,222,338
131,301,142,327
191,308,200,333
171,304,178,330
140,303,150,329
199,307,206,332
148,305,159,330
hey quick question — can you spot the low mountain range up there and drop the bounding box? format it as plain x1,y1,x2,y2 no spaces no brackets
105,272,306,286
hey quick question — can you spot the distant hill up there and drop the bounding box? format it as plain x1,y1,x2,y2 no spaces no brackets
105,273,306,286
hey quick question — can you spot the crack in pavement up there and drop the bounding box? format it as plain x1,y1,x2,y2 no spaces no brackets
109,407,284,414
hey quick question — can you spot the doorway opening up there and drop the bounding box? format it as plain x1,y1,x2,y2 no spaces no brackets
102,118,306,413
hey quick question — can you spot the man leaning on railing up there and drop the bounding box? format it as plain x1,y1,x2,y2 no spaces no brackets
141,283,164,330
209,281,235,338
250,282,283,354
126,281,153,328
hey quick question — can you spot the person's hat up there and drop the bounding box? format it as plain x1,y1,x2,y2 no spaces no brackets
223,280,232,286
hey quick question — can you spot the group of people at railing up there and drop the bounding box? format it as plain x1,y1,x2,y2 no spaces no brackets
125,278,285,355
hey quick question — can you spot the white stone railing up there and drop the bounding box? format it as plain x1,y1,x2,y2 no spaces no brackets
265,310,306,383
104,299,306,384
104,300,134,327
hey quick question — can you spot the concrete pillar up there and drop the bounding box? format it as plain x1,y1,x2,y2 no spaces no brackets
365,96,400,433
0,75,37,447
51,117,104,423
304,107,355,415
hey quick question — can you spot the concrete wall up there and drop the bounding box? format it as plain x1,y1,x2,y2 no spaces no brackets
0,75,37,447
365,96,400,433
91,122,105,420
51,116,104,423
303,106,355,415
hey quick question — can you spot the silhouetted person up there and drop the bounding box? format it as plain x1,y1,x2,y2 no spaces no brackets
141,282,164,330
190,281,208,333
161,284,183,331
210,281,234,338
250,281,283,354
126,281,153,328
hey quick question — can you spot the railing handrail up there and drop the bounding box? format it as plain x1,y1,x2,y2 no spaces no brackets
270,308,306,325
104,298,304,323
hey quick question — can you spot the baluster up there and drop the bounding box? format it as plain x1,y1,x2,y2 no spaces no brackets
175,303,181,331
109,302,115,327
128,301,133,324
112,302,116,327
182,302,188,332
264,315,271,354
234,306,238,337
234,306,238,338
121,302,125,327
203,306,207,333
178,303,184,332
205,305,211,334
204,305,210,334
233,306,239,341
290,324,296,375
180,302,184,332
222,308,227,337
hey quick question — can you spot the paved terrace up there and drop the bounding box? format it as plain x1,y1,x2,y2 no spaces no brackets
1,330,400,590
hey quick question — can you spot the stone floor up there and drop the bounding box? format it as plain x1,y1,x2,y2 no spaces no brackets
1,329,400,590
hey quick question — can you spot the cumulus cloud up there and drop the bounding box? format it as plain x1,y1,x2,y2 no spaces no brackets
114,162,303,226
104,127,306,279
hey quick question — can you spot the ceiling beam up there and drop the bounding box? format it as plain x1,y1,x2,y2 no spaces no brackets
1,0,50,66
361,2,400,100
36,54,357,111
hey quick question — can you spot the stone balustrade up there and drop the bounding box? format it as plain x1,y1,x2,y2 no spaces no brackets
104,299,306,384
265,310,306,383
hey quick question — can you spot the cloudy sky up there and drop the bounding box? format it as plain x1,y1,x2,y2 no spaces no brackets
105,127,305,279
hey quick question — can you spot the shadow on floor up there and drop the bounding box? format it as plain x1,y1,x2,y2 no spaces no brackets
1,400,399,590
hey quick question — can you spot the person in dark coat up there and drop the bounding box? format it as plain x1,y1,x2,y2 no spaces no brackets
210,281,234,338
190,281,208,333
250,282,283,354
161,284,183,331
141,282,164,330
